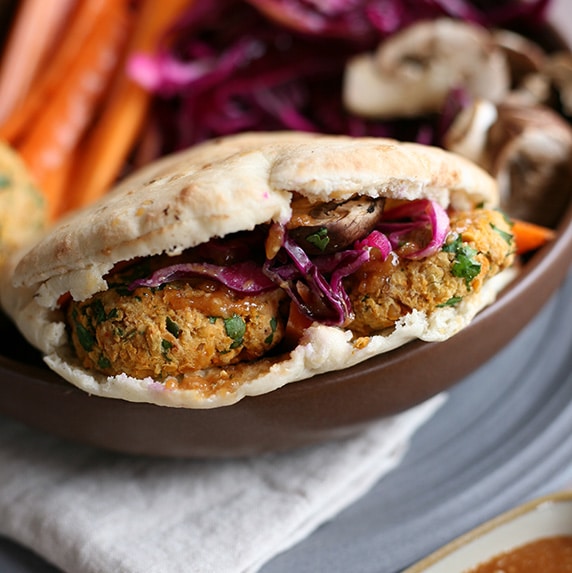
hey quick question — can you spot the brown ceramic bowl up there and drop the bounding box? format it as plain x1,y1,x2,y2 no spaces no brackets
0,21,572,459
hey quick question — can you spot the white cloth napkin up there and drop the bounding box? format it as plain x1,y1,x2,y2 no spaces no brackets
0,394,445,573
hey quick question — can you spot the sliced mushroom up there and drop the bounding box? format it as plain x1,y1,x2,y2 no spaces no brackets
287,195,385,255
444,99,572,227
492,29,546,87
343,18,510,119
443,98,498,166
488,102,572,226
542,51,572,116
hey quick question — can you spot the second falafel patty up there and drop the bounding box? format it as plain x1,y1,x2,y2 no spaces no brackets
346,208,515,335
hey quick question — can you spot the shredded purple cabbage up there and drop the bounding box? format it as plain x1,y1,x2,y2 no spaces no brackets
129,260,276,293
126,199,449,325
128,0,552,156
262,229,371,325
377,199,450,259
261,199,449,324
354,229,393,259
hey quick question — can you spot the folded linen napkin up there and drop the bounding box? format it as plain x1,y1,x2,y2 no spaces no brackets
0,394,445,573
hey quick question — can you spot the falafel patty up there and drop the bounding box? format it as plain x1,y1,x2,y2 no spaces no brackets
346,208,515,335
67,279,288,380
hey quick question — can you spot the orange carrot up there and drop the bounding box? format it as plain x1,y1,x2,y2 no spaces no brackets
0,0,75,125
0,0,114,144
512,219,556,255
17,1,132,219
66,0,192,212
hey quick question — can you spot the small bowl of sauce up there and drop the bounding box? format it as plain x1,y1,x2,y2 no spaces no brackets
404,492,572,573
467,536,572,572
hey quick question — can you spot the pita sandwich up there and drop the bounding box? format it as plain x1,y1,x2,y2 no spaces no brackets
6,132,517,408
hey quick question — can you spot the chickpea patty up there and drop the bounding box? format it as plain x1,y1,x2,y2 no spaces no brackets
346,209,515,335
67,279,288,380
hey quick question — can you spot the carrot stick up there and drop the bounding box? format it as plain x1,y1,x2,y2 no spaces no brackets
17,1,132,219
66,0,192,212
0,0,75,125
0,0,113,144
512,219,556,255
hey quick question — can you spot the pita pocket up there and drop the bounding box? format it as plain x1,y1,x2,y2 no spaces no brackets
6,132,517,408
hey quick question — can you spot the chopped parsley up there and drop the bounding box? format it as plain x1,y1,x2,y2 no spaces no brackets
224,315,246,349
166,316,182,338
490,223,513,245
443,235,481,289
306,227,330,251
437,296,463,308
161,338,173,361
264,316,278,345
89,299,118,324
98,355,112,370
72,309,96,352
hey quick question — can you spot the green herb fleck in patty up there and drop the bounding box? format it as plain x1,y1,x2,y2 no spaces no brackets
224,315,246,349
443,235,481,289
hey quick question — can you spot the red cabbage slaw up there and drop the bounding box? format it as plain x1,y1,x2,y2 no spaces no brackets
129,198,450,326
129,260,276,293
127,0,552,156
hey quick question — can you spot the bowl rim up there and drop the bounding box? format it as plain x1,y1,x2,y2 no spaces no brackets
403,490,572,572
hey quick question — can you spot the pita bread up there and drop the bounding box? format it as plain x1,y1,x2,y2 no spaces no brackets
7,132,514,408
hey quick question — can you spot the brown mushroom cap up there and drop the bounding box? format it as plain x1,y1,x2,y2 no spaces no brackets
343,18,510,119
488,102,572,226
444,99,572,227
286,195,385,255
542,51,572,116
492,29,547,88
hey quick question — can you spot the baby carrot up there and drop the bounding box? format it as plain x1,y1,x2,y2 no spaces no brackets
512,219,556,255
0,0,75,125
0,0,114,145
66,0,192,212
17,1,132,219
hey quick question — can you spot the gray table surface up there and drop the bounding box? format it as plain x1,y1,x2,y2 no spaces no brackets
1,270,571,573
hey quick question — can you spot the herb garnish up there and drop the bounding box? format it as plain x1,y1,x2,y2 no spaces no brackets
443,235,481,289
89,299,118,323
224,315,246,349
166,316,182,338
490,223,513,245
437,296,463,308
72,309,96,352
264,316,278,345
306,227,330,252
161,338,173,361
